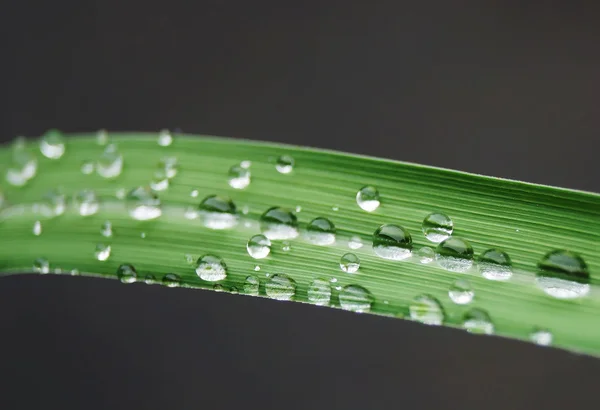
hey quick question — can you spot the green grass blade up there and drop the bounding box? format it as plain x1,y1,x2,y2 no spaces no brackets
1,132,599,356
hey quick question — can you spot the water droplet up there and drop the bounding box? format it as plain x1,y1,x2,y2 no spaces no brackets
96,144,123,179
36,189,66,218
409,295,445,325
536,250,590,299
126,187,162,220
150,167,170,191
159,156,178,178
295,205,302,213
417,246,434,263
275,155,294,174
81,161,94,175
157,129,173,146
33,220,42,236
33,258,50,274
435,237,474,272
254,265,261,271
213,284,226,292
348,235,363,250
74,190,100,216
462,308,494,334
101,221,113,237
332,206,339,211
39,129,65,159
95,244,111,261
372,224,412,260
240,160,251,169
162,273,181,287
184,254,195,264
478,249,513,281
195,255,227,281
247,234,271,259
190,189,199,198
422,212,453,242
6,145,37,186
115,188,126,199
281,241,291,252
243,276,260,296
241,205,250,215
260,207,299,240
339,285,374,313
144,274,156,284
228,164,251,189
184,206,198,220
198,195,238,229
308,279,331,306
340,253,360,273
530,328,553,346
265,274,296,300
96,129,109,145
305,217,336,245
117,263,137,283
448,279,474,305
356,186,380,212
140,232,146,239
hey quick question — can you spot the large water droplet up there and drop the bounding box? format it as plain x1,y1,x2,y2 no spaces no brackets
305,217,336,245
260,207,299,240
409,295,445,325
228,164,251,189
348,235,363,250
536,250,590,299
417,246,434,263
478,249,513,281
339,284,374,313
372,224,412,260
95,244,111,261
37,189,66,218
117,263,137,283
247,234,271,259
162,273,181,287
243,275,260,296
308,279,331,306
101,221,113,237
96,144,123,179
275,155,294,174
422,212,453,242
265,274,296,300
435,237,474,272
33,220,42,236
126,187,162,220
462,308,494,334
530,328,553,346
33,257,50,274
356,186,380,212
340,253,360,273
74,190,100,216
157,129,173,146
6,144,37,186
39,129,65,159
198,195,238,229
195,255,227,281
448,279,474,305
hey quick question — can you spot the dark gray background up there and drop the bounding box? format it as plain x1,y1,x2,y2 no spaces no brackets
1,1,599,409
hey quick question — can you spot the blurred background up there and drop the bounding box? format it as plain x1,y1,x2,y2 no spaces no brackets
1,1,599,409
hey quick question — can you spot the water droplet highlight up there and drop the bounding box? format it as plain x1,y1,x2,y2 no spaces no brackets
281,241,291,252
190,189,199,198
305,217,336,245
260,207,298,240
462,308,494,334
448,279,474,305
39,129,65,159
33,258,50,274
536,250,590,299
265,274,296,300
126,187,162,220
340,253,360,273
74,190,100,216
435,237,474,272
198,195,238,229
228,164,251,189
409,295,445,325
339,285,374,313
372,224,412,260
530,328,553,346
157,129,173,146
243,275,260,296
247,234,271,259
275,155,294,174
101,221,113,237
478,249,513,281
96,144,123,179
33,220,42,236
422,212,453,242
356,186,380,212
195,255,227,281
162,273,181,287
308,279,331,306
95,244,111,261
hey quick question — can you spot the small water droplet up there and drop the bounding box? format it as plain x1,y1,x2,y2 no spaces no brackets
157,129,173,146
81,161,95,175
422,212,453,243
332,206,339,211
213,284,226,292
339,285,374,313
198,195,238,229
356,186,380,212
417,246,434,263
140,232,146,239
308,279,332,306
115,188,126,199
96,129,109,145
340,253,360,273
265,274,296,300
162,273,181,287
281,241,291,252
530,328,553,346
305,217,336,245
247,234,271,259
184,206,198,220
348,235,363,250
126,187,162,220
448,279,474,305
117,265,137,283
6,144,37,186
101,221,113,237
150,167,170,191
74,190,100,216
260,207,299,240
295,205,302,213
275,155,294,174
159,156,178,179
536,250,590,299
240,160,251,169
435,237,474,272
40,129,65,159
409,295,445,325
462,308,494,334
33,220,42,236
330,277,338,283
190,189,199,198
254,265,261,271
184,254,195,264
228,164,251,189
96,144,123,179
95,244,111,261
37,189,66,218
33,258,50,274
195,255,227,281
243,275,259,296
372,224,412,260
478,249,513,281
144,274,156,284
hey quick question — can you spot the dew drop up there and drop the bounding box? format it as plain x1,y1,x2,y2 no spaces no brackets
308,279,332,306
81,161,95,175
530,328,553,346
140,232,146,239
96,144,123,179
74,190,100,216
243,275,260,296
348,235,363,250
117,264,137,283
247,234,271,259
422,212,453,242
195,255,227,281
356,186,380,212
39,129,66,159
144,274,156,285
409,295,445,325
33,220,42,236
96,129,109,145
295,205,302,213
305,217,336,245
536,250,590,299
162,273,181,287
275,155,294,174
462,308,494,334
159,156,178,179
340,253,360,273
184,254,195,264
101,221,113,237
115,188,126,199
265,274,296,300
281,242,291,252
33,257,50,274
150,168,170,191
478,249,513,281
372,224,412,260
228,164,251,189
184,206,198,220
254,265,261,271
260,207,299,240
435,237,474,272
190,189,199,198
6,145,37,186
339,284,374,313
417,246,434,264
240,160,251,169
157,129,173,146
126,186,162,220
198,195,238,229
448,279,474,305
94,244,111,261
